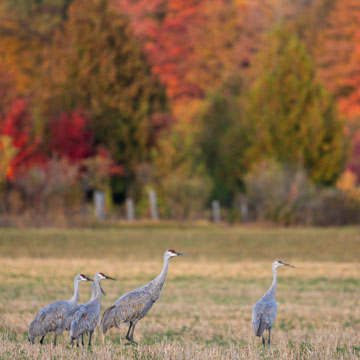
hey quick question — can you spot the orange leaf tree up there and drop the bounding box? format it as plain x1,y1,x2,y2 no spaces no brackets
40,0,168,188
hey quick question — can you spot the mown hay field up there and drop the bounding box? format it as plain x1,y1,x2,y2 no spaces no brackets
0,226,359,359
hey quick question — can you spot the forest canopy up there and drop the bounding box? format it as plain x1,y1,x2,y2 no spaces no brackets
0,0,359,224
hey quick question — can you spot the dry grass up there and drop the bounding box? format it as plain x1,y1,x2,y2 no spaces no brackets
0,227,359,359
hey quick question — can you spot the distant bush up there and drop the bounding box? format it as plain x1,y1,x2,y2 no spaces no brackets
160,172,212,221
244,160,313,224
244,160,360,225
4,158,84,224
301,188,360,226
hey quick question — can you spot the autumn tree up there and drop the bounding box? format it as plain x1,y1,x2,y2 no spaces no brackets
143,0,206,105
0,66,16,117
0,98,44,179
317,0,360,114
239,27,346,185
49,110,94,162
116,0,276,114
203,27,346,196
0,1,74,93
41,0,168,190
285,0,337,56
1,0,73,37
0,135,17,185
199,76,245,204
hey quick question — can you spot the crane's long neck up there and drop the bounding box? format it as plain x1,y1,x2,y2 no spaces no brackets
69,279,80,307
157,256,169,285
151,256,170,300
90,281,96,301
267,266,278,297
93,277,103,305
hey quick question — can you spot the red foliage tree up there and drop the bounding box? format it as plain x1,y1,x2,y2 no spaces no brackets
317,0,360,181
144,0,206,103
50,110,94,162
117,0,276,109
317,0,360,117
347,131,360,182
340,30,360,119
0,97,44,179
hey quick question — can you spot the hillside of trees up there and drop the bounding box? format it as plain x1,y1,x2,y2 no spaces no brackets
0,0,360,225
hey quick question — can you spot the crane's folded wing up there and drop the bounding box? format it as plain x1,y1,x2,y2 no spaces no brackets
113,291,155,323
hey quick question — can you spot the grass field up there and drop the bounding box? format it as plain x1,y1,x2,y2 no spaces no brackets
0,226,359,359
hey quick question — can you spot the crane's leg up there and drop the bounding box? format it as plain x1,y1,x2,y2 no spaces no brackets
40,335,45,345
267,328,271,346
262,335,265,347
129,322,138,344
88,330,93,347
125,322,133,341
53,334,57,346
81,334,84,347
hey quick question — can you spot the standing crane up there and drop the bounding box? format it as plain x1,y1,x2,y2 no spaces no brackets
252,259,295,346
65,279,105,346
28,273,92,346
70,272,116,347
101,249,187,344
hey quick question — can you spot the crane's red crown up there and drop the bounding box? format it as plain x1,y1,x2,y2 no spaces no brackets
80,274,86,278
168,249,175,253
99,272,105,276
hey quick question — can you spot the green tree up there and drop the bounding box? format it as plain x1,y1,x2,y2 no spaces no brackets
40,0,167,187
234,27,346,185
199,76,245,205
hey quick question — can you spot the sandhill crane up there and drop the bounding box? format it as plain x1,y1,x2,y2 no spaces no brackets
101,249,187,344
28,273,92,346
70,272,116,347
65,279,105,346
252,259,295,346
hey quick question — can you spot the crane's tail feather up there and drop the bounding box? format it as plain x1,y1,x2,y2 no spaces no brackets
255,318,262,337
101,306,117,334
253,317,267,337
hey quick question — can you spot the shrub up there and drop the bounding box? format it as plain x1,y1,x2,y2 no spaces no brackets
244,159,313,224
9,157,84,217
303,188,360,226
244,160,360,225
160,172,212,221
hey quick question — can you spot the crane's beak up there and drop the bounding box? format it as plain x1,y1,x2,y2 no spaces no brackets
284,262,296,268
86,276,93,281
175,252,188,257
104,274,117,280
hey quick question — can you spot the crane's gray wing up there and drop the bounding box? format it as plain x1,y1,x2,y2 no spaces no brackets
70,303,100,339
114,290,155,322
35,301,70,333
101,291,154,334
65,304,82,331
252,299,278,337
